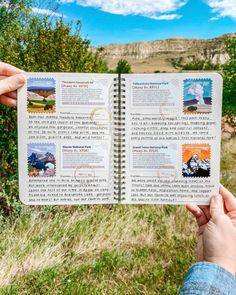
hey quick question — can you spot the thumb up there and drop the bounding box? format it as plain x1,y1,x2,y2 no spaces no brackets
210,194,225,219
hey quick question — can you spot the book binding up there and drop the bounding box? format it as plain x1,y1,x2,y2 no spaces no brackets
113,74,126,202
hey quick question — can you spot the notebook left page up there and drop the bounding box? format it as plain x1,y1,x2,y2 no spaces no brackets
18,73,117,205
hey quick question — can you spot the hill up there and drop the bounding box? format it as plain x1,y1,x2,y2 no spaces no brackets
93,33,236,73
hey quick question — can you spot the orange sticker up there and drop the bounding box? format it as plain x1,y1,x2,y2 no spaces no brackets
182,144,210,178
183,144,210,162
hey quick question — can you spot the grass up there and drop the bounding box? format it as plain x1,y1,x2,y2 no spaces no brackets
0,206,196,294
0,137,235,294
220,137,236,193
30,100,55,105
27,100,55,111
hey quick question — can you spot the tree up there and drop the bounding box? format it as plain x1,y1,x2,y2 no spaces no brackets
0,0,31,31
115,59,132,74
222,37,236,115
0,0,108,214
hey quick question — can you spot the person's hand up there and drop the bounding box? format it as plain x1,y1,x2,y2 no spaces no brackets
186,185,236,275
0,62,26,107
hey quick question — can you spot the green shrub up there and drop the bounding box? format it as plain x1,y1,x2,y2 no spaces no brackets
222,38,236,115
181,60,220,71
0,1,108,215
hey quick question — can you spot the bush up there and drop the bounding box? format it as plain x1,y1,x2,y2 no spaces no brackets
112,59,132,74
222,38,236,115
0,1,108,215
181,60,220,71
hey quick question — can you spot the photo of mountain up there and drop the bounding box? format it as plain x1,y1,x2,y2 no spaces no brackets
27,78,56,113
27,144,56,177
182,144,211,177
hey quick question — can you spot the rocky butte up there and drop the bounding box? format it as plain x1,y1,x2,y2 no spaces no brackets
92,33,236,73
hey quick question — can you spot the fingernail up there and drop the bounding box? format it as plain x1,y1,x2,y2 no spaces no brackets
16,73,26,84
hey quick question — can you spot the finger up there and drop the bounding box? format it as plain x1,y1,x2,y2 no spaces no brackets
220,184,236,212
0,77,17,98
227,211,236,226
186,203,202,217
198,224,206,235
186,204,209,226
0,62,24,76
0,77,23,98
0,74,26,95
210,194,225,218
0,75,8,80
3,91,17,99
0,95,17,107
199,205,211,220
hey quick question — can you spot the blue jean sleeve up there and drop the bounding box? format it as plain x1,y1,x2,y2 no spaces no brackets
179,262,236,295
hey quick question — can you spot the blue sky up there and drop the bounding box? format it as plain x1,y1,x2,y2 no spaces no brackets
27,78,55,89
28,144,55,157
35,0,236,46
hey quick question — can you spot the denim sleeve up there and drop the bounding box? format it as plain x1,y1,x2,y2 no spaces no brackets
179,262,236,295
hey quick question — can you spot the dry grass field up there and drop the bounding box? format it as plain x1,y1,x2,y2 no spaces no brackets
0,137,235,295
107,56,177,73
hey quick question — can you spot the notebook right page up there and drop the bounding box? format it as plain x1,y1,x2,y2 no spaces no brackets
122,73,222,205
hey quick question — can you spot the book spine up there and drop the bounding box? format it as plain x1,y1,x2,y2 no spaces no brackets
113,74,126,202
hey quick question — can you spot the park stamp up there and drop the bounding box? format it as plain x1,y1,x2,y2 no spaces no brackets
183,78,212,114
182,143,211,178
27,77,56,113
74,165,96,185
90,107,111,126
28,143,56,177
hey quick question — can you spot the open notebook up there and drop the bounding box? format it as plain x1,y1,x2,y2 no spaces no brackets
18,72,222,205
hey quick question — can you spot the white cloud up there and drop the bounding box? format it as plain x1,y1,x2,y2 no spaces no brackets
206,0,236,20
32,8,64,18
60,0,188,20
209,16,219,21
151,14,182,20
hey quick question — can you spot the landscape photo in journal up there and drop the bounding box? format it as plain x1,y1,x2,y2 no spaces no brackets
27,78,56,113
